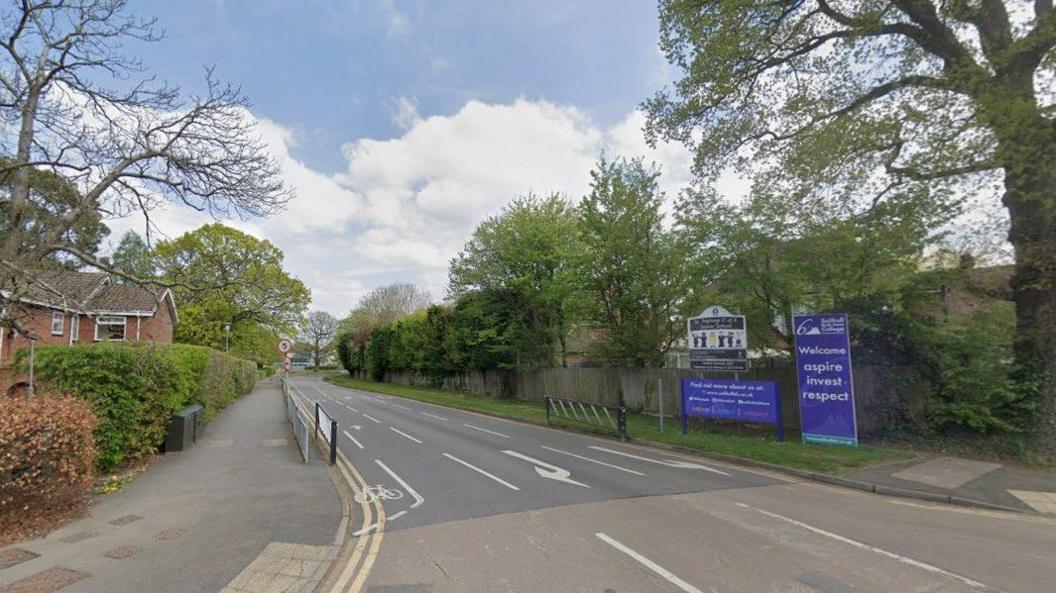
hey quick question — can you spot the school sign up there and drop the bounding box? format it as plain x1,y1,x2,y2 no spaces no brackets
793,314,858,447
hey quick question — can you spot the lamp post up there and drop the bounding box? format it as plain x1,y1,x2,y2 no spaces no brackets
224,322,231,352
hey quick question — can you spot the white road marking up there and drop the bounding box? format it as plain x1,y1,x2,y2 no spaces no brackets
391,403,413,411
463,423,511,438
595,533,704,593
389,427,422,444
387,510,407,521
421,412,448,421
746,505,992,591
343,430,364,449
502,450,590,488
442,453,520,491
541,445,645,476
588,446,729,476
345,404,359,412
363,414,381,424
375,459,424,508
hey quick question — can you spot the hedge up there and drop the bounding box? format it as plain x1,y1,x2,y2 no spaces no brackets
1,393,96,544
19,343,256,471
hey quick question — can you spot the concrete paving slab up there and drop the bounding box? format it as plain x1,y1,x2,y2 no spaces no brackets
1008,490,1056,514
890,457,1002,489
219,542,333,593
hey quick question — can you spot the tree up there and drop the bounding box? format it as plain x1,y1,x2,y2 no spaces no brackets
341,282,431,346
109,231,154,280
449,193,584,367
301,311,338,370
154,223,310,349
577,157,686,367
0,158,110,269
645,1,1056,443
0,0,288,336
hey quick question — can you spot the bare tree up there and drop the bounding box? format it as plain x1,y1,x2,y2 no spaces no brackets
342,282,431,345
301,311,338,370
0,0,290,336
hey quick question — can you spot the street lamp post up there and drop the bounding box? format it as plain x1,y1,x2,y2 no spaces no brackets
224,323,231,352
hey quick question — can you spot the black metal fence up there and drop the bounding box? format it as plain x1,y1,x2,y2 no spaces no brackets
315,402,338,464
545,395,627,441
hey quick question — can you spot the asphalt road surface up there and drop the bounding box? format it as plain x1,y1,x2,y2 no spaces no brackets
289,375,1056,593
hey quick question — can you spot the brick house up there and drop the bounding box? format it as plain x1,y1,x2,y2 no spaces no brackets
0,270,177,366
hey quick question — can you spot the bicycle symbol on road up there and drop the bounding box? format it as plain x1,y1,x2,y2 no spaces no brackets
354,484,404,504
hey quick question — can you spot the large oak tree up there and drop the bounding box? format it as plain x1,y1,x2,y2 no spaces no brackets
646,0,1056,444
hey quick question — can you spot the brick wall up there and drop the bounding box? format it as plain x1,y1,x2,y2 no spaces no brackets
0,301,176,368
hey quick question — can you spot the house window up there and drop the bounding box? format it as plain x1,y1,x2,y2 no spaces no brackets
51,312,64,335
94,315,126,341
70,315,79,342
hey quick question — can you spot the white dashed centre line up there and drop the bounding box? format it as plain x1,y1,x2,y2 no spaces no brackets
463,423,510,438
421,412,448,421
362,414,381,424
389,427,423,444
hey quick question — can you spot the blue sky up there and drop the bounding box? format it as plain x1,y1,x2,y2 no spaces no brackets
120,1,701,314
138,1,667,173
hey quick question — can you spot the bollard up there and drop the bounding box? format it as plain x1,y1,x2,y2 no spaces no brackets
617,407,627,442
330,419,338,464
545,396,551,427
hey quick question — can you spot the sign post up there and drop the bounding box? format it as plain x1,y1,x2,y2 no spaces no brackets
793,314,858,447
687,306,748,372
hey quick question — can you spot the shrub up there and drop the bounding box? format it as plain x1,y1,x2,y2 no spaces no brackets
1,394,96,544
19,343,256,470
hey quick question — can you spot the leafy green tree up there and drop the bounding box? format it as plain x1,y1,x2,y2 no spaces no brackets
153,223,310,350
578,157,687,367
109,231,154,280
300,311,339,370
645,0,1056,443
449,193,584,367
341,282,431,348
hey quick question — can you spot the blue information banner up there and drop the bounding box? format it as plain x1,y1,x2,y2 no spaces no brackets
681,378,783,440
793,314,858,447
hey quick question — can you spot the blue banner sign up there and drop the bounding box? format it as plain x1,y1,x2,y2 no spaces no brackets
681,378,783,440
793,314,858,447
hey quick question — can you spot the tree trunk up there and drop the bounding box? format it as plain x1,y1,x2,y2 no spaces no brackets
1001,125,1056,450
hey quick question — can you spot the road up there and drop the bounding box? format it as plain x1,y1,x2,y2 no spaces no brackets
289,375,1056,593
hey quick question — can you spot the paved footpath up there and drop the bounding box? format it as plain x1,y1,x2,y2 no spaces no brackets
291,374,1056,593
0,377,343,593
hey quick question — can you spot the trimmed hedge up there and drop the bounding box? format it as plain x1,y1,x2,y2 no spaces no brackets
1,394,96,544
19,343,256,470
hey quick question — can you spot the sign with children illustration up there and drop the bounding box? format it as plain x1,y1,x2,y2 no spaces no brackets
687,306,749,372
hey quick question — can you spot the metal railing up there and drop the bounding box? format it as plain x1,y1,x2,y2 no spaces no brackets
282,377,310,462
545,396,627,442
315,402,338,465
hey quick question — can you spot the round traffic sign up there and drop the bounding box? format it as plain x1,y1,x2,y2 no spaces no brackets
278,338,293,354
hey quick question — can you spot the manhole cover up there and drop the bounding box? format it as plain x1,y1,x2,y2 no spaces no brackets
0,567,88,593
108,514,142,526
0,548,39,570
102,546,137,560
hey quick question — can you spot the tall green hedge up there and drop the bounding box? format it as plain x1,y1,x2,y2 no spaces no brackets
19,343,256,470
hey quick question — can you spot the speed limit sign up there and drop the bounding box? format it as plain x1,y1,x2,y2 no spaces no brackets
277,338,293,354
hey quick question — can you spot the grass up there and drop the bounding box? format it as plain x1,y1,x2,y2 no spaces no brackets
324,374,912,474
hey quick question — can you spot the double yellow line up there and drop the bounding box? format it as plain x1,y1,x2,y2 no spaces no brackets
327,449,385,593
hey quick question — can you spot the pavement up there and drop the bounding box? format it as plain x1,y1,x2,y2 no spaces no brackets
289,374,1056,593
0,377,344,593
847,454,1056,513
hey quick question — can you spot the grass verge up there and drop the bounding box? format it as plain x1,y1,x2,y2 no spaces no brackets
325,374,912,474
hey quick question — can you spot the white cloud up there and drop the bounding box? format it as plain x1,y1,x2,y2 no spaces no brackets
108,98,714,314
382,0,409,36
391,96,421,131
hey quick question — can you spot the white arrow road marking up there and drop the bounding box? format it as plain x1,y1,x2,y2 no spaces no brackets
421,412,448,421
375,459,424,508
463,423,510,438
343,430,364,449
588,446,729,476
442,453,520,491
595,533,704,593
389,427,422,444
502,450,590,488
541,445,645,476
363,414,381,424
348,425,362,430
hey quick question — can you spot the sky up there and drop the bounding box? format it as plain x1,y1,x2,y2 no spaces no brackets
106,0,721,315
